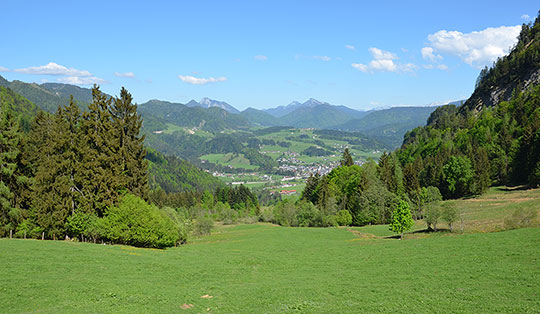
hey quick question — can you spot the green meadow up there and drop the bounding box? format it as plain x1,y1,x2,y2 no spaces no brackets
2,224,539,313
1,187,539,313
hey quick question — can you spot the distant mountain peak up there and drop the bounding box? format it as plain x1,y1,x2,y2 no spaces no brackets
189,97,239,113
303,98,324,105
186,99,200,107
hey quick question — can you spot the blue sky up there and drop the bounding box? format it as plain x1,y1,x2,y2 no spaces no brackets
0,1,538,110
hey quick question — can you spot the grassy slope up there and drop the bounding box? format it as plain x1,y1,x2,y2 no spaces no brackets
2,187,539,313
1,226,538,313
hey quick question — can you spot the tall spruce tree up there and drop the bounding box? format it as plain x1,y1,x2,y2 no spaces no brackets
340,148,354,167
79,86,121,216
32,105,82,238
0,110,27,236
111,87,149,199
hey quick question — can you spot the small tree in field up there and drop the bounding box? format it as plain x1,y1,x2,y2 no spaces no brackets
390,200,414,239
441,204,458,232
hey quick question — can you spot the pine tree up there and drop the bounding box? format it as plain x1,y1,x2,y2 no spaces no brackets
302,173,320,204
378,152,404,196
32,105,81,238
0,110,27,236
340,148,354,167
79,86,122,216
110,87,149,199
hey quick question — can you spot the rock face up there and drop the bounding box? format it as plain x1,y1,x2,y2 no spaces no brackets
460,20,540,115
462,67,540,115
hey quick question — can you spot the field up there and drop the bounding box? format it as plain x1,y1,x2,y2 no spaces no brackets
1,187,540,313
1,226,539,313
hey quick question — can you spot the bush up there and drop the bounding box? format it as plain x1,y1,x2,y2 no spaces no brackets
66,212,94,238
336,210,353,226
322,214,338,227
273,200,298,227
441,204,458,232
504,208,537,230
161,207,192,244
258,206,274,223
219,205,238,225
193,216,214,236
99,194,180,248
297,201,321,227
15,219,42,238
425,204,441,231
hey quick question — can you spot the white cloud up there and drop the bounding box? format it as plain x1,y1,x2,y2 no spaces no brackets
352,47,416,73
313,56,331,61
0,66,9,72
14,62,92,76
12,62,106,86
254,55,268,61
424,25,521,68
421,47,442,62
437,64,448,70
57,76,107,85
345,45,355,50
114,72,135,78
521,14,530,20
369,47,397,60
369,59,397,72
351,63,368,72
178,75,227,85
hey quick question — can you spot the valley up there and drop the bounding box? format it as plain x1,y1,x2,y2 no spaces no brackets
151,124,382,196
1,4,539,313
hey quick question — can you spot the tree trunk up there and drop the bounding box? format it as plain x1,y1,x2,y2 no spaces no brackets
400,232,404,240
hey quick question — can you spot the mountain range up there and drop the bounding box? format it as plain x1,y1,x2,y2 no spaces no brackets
0,74,457,148
186,97,240,114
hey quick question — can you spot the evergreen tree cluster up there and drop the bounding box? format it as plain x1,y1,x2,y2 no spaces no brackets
1,86,151,241
215,185,259,214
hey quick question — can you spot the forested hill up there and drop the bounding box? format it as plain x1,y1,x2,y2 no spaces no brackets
146,148,223,193
0,76,94,113
0,86,38,130
331,106,444,149
397,12,540,199
138,99,250,132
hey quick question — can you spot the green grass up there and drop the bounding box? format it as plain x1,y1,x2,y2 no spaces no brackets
1,225,539,313
3,187,539,313
200,153,258,170
439,186,540,233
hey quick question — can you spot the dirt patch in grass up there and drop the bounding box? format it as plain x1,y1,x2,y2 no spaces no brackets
346,228,379,239
181,303,194,309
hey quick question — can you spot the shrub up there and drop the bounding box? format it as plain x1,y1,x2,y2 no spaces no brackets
504,208,537,230
336,210,353,226
15,219,42,238
297,201,321,227
441,204,458,232
193,216,214,236
66,212,94,238
258,206,274,223
322,214,338,227
100,194,180,248
425,204,441,231
273,200,298,227
220,205,238,225
161,207,192,244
